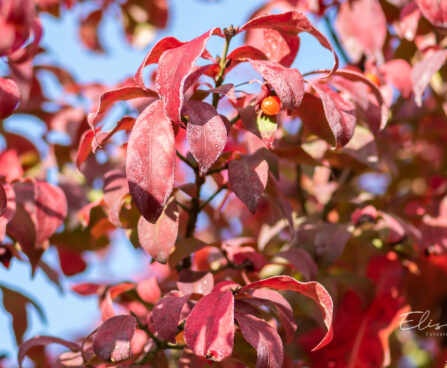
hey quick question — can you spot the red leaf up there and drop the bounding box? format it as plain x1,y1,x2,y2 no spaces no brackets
310,81,356,147
240,11,338,76
79,10,103,52
71,282,101,296
243,288,297,344
249,60,304,114
93,315,136,362
412,49,447,106
92,116,136,153
229,152,269,213
184,287,235,361
226,46,267,72
335,0,387,62
152,291,191,343
0,77,20,119
177,270,214,296
126,100,175,223
34,182,67,244
379,59,413,98
75,129,95,170
183,101,227,176
137,197,179,263
57,247,87,276
235,309,283,368
156,28,218,123
240,275,333,351
0,183,6,217
136,277,161,304
87,85,157,132
103,170,129,228
18,336,81,368
277,247,318,281
416,0,447,27
135,37,184,88
0,149,23,182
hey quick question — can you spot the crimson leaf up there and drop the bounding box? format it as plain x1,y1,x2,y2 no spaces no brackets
0,77,20,119
126,100,175,223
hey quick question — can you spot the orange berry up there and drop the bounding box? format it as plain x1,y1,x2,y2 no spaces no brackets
261,96,281,115
364,72,380,87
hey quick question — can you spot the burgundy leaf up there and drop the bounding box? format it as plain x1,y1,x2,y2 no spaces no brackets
177,270,214,296
277,247,318,281
79,10,103,52
416,0,447,27
240,275,334,351
137,197,179,263
18,336,81,368
240,11,338,76
244,288,297,344
57,247,87,276
234,309,283,368
152,291,191,343
156,28,218,123
135,37,184,87
0,183,6,217
229,152,269,213
93,315,136,362
126,100,175,223
183,101,227,175
0,77,20,119
249,60,304,114
335,0,387,62
103,170,129,227
310,82,356,147
412,49,447,106
184,287,235,361
87,85,157,132
92,116,136,153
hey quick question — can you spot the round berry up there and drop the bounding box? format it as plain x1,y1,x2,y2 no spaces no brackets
364,72,380,87
261,96,281,115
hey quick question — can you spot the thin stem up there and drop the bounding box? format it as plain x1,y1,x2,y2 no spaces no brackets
131,312,162,348
176,150,196,170
212,31,233,108
199,183,228,211
175,200,190,212
230,114,240,126
323,13,351,66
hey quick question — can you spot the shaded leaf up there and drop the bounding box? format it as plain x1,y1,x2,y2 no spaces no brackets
0,183,6,217
0,77,20,119
103,170,129,227
229,152,269,213
126,100,175,223
93,315,136,362
152,291,191,343
177,270,214,296
79,10,103,52
277,247,318,281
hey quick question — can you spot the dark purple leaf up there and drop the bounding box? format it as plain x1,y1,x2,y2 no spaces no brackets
278,247,318,281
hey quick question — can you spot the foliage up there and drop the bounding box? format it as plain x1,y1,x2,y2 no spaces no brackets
1,0,447,366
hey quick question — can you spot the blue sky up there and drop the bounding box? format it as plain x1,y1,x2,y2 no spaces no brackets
0,0,336,365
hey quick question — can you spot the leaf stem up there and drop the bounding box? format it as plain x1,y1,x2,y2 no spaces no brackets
212,28,235,108
176,150,196,170
199,183,228,211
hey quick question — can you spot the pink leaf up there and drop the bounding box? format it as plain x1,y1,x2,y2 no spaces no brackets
156,28,218,123
87,86,157,132
335,0,387,62
135,37,184,88
249,60,304,114
235,309,283,368
184,288,234,361
183,101,227,176
137,197,179,263
103,170,129,227
226,46,267,72
416,0,447,27
240,11,338,76
310,82,356,147
240,275,334,351
136,277,161,304
0,149,23,182
0,77,20,119
75,129,95,170
152,291,191,343
177,270,214,296
380,59,413,98
19,336,81,368
412,49,447,106
93,315,136,362
229,152,269,213
126,100,175,223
